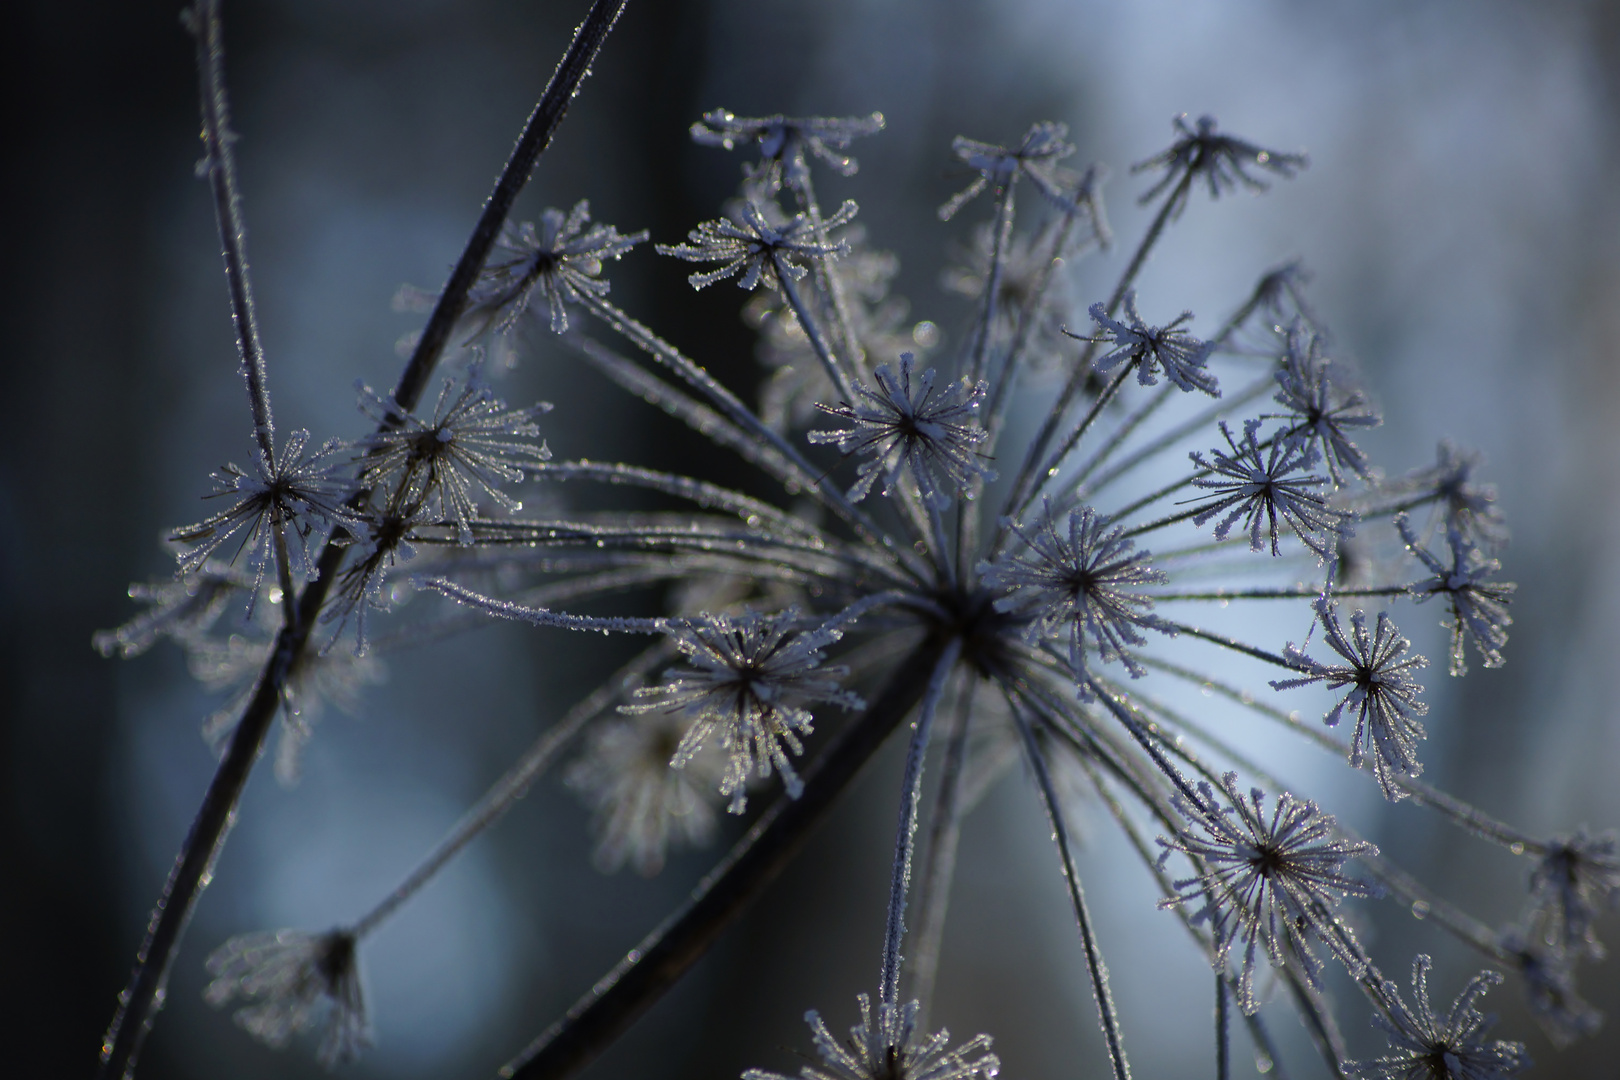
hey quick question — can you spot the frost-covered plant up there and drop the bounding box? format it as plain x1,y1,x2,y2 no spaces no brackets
96,4,1612,1080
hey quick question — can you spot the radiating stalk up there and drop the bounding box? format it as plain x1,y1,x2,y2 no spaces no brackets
1009,695,1133,1080
879,637,963,1007
907,681,975,1031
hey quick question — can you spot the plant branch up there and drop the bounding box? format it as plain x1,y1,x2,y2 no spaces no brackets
96,4,629,1075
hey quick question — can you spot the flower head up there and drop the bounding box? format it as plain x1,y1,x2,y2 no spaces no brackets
622,608,864,813
1525,827,1620,960
979,501,1170,693
690,109,885,195
1187,418,1347,559
1271,602,1428,801
809,352,992,507
1347,955,1530,1080
1132,113,1307,217
203,928,370,1068
355,364,552,544
1397,516,1515,675
1081,290,1219,395
940,121,1081,220
1157,773,1378,1013
658,199,858,291
1497,928,1604,1048
170,429,356,594
564,711,727,875
742,994,999,1080
468,200,647,334
1269,320,1380,484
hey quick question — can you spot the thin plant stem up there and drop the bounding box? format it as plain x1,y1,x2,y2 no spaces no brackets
795,167,866,383
967,182,1015,388
774,253,859,403
1216,972,1231,1080
191,0,273,464
908,680,976,1031
879,637,963,1007
96,6,628,1076
1008,693,1133,1080
501,638,949,1080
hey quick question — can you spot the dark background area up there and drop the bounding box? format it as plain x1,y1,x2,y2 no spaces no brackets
7,1,1620,1077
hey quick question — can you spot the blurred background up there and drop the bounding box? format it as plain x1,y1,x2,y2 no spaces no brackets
7,0,1620,1076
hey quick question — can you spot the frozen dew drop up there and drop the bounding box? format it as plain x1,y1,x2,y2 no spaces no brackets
1411,899,1431,920
912,320,941,348
1510,842,1525,856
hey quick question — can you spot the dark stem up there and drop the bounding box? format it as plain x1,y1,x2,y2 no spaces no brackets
500,638,947,1080
192,0,274,464
96,4,629,1075
1216,972,1230,1080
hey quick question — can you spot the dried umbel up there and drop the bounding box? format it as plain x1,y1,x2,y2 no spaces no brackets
99,6,1606,1080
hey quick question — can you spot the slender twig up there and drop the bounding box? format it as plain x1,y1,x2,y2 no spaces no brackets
96,6,628,1077
878,638,963,1007
1009,693,1133,1080
500,638,947,1080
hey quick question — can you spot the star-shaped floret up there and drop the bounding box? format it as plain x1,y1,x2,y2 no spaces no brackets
1396,516,1515,676
203,928,370,1068
657,199,858,291
1347,955,1530,1080
622,609,864,813
742,994,999,1080
1132,113,1307,217
809,352,993,508
1271,601,1428,801
1497,928,1604,1048
690,109,885,195
1187,419,1348,559
564,712,727,876
355,364,552,543
979,501,1170,694
468,200,647,334
1157,773,1378,1014
1269,320,1380,484
170,429,356,599
1525,827,1620,961
1080,290,1219,395
939,121,1083,221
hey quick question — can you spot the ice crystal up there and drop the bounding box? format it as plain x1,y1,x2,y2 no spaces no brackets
1269,320,1380,483
658,199,858,291
809,352,992,507
355,364,551,544
1525,827,1620,960
92,564,248,659
1398,516,1515,675
564,711,727,875
690,109,886,196
1158,773,1378,1013
1083,289,1218,395
203,929,370,1068
940,120,1081,220
169,428,355,593
1188,418,1346,559
1132,113,1308,216
980,501,1169,692
1272,601,1428,800
467,200,647,334
1347,956,1529,1080
622,609,864,813
742,994,999,1080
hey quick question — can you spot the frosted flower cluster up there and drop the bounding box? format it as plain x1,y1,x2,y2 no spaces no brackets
99,19,1611,1080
